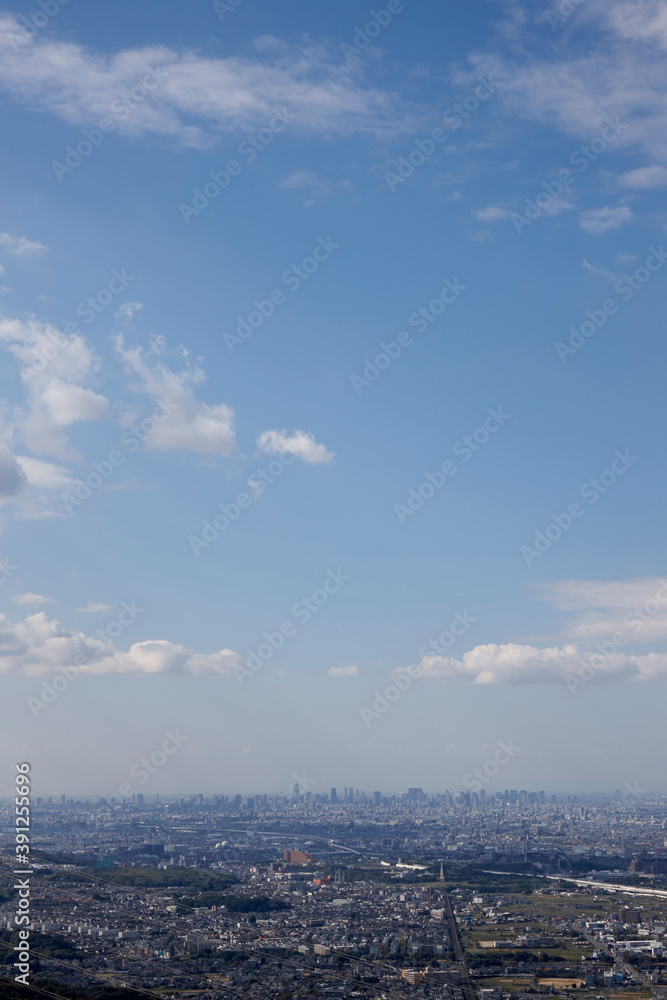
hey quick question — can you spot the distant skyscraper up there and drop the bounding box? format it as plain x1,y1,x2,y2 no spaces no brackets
330,787,337,803
373,791,381,806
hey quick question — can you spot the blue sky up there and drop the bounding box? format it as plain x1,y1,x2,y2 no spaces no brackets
1,0,667,798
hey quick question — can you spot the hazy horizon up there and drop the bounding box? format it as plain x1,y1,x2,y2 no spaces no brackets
2,0,667,801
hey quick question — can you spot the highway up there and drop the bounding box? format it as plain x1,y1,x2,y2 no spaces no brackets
443,889,477,1000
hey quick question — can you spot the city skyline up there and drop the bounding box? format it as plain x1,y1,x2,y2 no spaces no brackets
2,0,667,796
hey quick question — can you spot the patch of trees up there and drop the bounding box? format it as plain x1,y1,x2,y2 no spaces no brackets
42,866,237,891
0,974,146,1000
224,895,291,913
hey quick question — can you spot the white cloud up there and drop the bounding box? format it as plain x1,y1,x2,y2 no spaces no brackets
621,165,667,188
117,301,144,321
474,205,512,222
0,444,27,497
0,16,418,147
542,197,575,216
402,577,667,684
328,664,360,677
614,252,637,264
76,602,114,613
0,232,46,255
0,316,109,459
0,612,244,676
461,2,667,164
607,0,667,49
114,334,236,455
279,168,353,207
470,230,495,243
257,429,335,464
581,257,616,281
15,455,78,492
579,204,633,234
13,593,56,606
539,577,665,611
538,576,667,642
409,642,666,685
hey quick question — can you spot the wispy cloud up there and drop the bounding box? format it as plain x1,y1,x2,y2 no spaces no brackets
77,602,114,613
279,168,353,207
13,592,56,606
620,165,667,188
474,205,512,223
462,2,667,164
328,664,360,677
257,429,335,464
0,232,46,255
579,204,633,234
0,16,420,146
